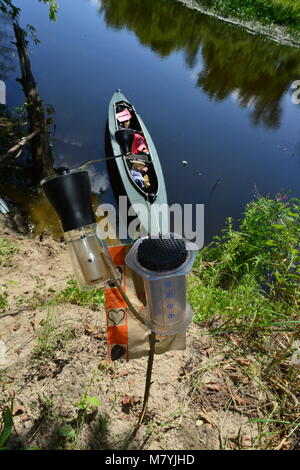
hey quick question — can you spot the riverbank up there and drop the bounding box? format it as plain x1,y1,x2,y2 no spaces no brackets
0,218,259,450
0,195,299,450
177,0,300,47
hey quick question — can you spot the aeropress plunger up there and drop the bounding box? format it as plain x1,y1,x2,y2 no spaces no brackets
126,234,198,336
41,168,110,288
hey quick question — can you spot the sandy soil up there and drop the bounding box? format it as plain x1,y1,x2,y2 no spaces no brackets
0,214,263,450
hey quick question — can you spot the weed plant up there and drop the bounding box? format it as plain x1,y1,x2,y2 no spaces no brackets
189,195,300,331
188,195,300,449
56,278,105,310
0,238,19,267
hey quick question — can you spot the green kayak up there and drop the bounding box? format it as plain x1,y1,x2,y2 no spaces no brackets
108,90,168,236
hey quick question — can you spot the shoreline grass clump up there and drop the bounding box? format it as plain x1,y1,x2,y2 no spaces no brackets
189,194,300,449
56,278,105,311
189,194,300,331
0,238,19,267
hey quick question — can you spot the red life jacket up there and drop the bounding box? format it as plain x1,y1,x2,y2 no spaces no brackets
131,133,149,154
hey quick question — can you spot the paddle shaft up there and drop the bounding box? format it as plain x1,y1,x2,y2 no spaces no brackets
79,153,149,169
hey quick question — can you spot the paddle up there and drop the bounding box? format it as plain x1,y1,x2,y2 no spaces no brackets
79,153,149,170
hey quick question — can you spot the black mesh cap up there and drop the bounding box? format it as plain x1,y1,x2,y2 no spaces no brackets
137,237,187,272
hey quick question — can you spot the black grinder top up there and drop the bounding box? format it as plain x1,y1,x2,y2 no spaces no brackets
41,169,95,232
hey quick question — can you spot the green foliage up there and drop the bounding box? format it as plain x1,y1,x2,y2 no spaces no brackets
0,286,8,311
58,424,76,441
0,0,59,21
0,407,13,450
76,394,101,411
42,0,59,21
189,195,300,331
0,0,20,18
100,0,300,130
0,108,27,154
35,308,56,357
58,393,101,449
0,238,19,267
57,278,105,310
26,25,41,45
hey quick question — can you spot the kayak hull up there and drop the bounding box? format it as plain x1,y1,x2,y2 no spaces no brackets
108,90,168,236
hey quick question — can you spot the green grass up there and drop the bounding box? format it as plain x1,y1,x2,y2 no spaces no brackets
0,287,8,311
34,307,56,357
188,195,300,450
0,238,19,267
189,194,300,332
56,278,105,310
197,0,300,32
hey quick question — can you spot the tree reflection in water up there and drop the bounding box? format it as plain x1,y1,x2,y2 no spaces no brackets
100,0,300,129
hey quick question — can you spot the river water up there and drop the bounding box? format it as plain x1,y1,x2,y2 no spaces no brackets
1,0,300,243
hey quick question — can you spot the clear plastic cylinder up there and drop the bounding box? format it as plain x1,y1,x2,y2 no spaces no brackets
143,276,192,336
125,235,198,336
64,223,110,288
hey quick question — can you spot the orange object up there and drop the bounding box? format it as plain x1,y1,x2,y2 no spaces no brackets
104,244,187,363
105,246,129,362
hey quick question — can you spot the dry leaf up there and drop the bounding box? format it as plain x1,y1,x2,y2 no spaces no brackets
229,373,243,384
84,324,95,335
13,323,21,331
237,358,252,366
116,369,129,378
204,347,214,356
74,327,82,338
241,435,252,446
214,368,223,378
229,335,242,346
241,376,250,385
234,395,247,406
93,334,103,340
132,396,141,404
198,411,217,428
121,394,141,408
223,364,237,371
121,394,132,407
12,405,26,416
206,383,221,392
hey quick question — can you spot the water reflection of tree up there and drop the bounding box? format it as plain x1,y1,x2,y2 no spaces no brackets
100,0,300,129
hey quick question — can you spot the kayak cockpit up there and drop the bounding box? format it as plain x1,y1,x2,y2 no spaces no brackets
114,100,158,198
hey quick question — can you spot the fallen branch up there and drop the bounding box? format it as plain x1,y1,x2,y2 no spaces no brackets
0,130,40,163
269,378,299,407
0,306,33,319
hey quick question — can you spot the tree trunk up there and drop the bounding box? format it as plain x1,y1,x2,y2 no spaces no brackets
13,22,54,181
